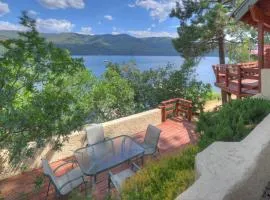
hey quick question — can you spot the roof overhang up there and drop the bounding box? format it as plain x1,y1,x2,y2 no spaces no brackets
232,0,259,21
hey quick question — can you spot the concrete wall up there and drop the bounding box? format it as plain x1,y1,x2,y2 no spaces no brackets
176,113,270,200
0,108,161,180
260,68,270,99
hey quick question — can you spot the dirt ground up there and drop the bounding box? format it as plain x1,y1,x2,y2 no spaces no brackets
204,99,222,112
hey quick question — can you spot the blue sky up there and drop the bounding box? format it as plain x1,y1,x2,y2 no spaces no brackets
0,0,179,38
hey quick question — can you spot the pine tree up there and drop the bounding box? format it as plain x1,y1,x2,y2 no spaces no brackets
170,0,243,64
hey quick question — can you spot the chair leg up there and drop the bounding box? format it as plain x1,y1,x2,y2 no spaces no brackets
45,181,51,200
108,176,111,192
82,177,87,197
153,148,160,159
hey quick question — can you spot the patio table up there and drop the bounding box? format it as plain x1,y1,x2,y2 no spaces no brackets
74,135,144,183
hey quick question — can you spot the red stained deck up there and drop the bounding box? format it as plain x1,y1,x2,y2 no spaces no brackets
0,118,197,200
213,62,260,98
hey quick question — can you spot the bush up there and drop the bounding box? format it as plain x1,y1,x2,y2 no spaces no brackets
197,98,270,149
112,61,211,113
121,146,199,200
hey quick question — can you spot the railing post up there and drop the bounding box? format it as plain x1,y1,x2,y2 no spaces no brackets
175,99,179,117
160,105,166,122
216,66,220,83
188,105,192,122
225,67,229,87
237,66,241,96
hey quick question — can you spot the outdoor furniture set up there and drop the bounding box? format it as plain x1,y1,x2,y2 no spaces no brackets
42,124,161,199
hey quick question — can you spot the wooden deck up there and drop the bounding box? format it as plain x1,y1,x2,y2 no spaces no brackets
0,118,197,200
213,62,260,98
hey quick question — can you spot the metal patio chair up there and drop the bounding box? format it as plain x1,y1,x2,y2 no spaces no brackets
85,124,107,146
108,162,141,193
140,124,161,156
42,159,87,199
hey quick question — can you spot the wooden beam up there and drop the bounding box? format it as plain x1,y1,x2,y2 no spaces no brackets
258,21,264,69
250,5,270,29
250,5,264,22
221,90,227,105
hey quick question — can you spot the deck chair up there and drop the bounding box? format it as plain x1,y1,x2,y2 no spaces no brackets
108,162,140,193
85,124,107,146
140,124,161,156
42,159,87,199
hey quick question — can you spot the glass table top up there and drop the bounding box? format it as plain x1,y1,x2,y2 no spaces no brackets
74,135,144,176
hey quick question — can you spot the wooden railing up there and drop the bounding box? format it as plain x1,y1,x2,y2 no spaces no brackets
212,62,260,97
159,98,193,122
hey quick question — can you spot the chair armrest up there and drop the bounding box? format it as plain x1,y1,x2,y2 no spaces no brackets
131,162,141,172
58,175,85,191
53,160,78,174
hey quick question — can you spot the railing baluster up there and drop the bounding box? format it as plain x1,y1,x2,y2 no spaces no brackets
225,67,229,87
238,66,241,95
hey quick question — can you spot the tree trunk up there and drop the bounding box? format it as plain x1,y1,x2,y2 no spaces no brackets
217,0,226,64
218,34,226,64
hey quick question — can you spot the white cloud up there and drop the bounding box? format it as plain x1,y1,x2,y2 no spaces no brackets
27,10,38,17
0,18,74,33
36,18,74,33
128,4,135,7
0,21,25,31
128,30,177,38
0,1,9,16
78,26,93,35
135,0,176,22
112,31,121,35
39,0,85,9
104,15,113,21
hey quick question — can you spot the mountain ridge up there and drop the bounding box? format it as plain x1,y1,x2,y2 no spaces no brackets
0,30,219,56
0,30,179,56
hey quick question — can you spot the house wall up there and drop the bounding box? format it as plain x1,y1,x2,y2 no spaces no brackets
261,68,270,98
0,108,162,180
176,113,270,200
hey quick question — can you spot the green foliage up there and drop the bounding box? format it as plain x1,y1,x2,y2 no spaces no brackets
33,175,45,193
170,0,254,65
197,98,270,149
205,91,221,101
118,61,211,113
228,39,254,64
92,66,135,122
0,13,95,162
121,146,199,200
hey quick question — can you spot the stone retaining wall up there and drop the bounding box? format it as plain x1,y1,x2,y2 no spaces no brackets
176,113,270,200
0,108,161,180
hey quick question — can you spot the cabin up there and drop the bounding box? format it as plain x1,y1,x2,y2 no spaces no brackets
213,0,270,103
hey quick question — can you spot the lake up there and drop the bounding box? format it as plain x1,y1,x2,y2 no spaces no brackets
77,55,220,91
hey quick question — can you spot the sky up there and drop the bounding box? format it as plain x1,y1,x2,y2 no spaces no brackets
0,0,180,38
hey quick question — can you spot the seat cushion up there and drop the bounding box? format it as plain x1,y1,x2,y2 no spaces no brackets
110,169,135,192
56,167,84,195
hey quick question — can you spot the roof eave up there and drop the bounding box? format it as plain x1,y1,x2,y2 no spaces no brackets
232,0,259,21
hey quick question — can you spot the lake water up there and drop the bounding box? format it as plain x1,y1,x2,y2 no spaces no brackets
77,55,220,91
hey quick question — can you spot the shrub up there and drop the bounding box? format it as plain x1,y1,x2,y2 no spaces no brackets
114,61,211,113
197,98,270,149
121,146,199,200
